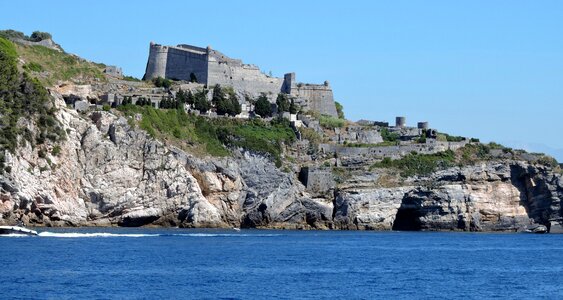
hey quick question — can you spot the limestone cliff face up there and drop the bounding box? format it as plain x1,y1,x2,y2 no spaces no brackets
0,93,329,228
335,163,563,232
0,94,562,231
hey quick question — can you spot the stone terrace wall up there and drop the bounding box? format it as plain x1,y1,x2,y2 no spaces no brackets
320,141,469,160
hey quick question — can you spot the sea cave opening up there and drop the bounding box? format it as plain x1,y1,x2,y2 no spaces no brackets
392,208,422,231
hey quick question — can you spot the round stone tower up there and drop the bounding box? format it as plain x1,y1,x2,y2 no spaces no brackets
395,116,406,128
144,43,168,80
417,122,429,129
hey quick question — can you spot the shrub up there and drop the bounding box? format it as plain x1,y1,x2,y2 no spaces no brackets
537,155,558,168
372,150,456,177
380,128,400,142
30,31,52,42
335,101,345,119
319,115,345,129
152,76,172,88
102,104,111,111
51,145,61,156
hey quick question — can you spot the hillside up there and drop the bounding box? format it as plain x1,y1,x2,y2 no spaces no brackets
0,31,562,233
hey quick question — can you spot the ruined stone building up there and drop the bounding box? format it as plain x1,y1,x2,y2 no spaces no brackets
143,42,338,117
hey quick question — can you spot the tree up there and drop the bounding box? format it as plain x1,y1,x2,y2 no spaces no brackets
335,101,345,119
193,90,210,113
289,99,298,114
229,93,241,116
190,72,198,83
276,93,290,113
176,89,186,104
254,95,272,117
212,84,226,107
121,96,132,105
186,90,195,105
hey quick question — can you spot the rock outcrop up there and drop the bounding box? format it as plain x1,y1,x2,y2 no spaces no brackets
335,163,563,232
1,93,562,231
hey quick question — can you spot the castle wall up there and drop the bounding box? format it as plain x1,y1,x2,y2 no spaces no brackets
143,42,339,114
292,84,338,117
164,46,208,83
207,50,283,98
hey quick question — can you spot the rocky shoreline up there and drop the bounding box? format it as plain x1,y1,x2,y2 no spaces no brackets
1,94,562,232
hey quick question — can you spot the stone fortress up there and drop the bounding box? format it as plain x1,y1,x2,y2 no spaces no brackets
143,42,338,117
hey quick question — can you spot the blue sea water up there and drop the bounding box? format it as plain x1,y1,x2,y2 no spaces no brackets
1,228,562,299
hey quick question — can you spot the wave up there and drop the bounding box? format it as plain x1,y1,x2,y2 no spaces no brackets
34,232,282,238
37,232,159,238
0,233,33,238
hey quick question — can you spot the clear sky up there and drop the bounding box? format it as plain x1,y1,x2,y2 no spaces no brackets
1,1,562,160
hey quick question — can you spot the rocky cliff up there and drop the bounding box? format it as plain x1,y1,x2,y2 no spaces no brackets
1,92,562,232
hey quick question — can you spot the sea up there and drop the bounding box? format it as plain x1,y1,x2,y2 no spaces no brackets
1,228,562,299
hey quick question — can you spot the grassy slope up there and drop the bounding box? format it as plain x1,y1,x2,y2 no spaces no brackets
118,105,296,166
14,43,106,86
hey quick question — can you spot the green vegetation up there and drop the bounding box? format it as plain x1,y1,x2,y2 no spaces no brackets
217,118,296,167
254,94,272,117
536,155,559,168
0,30,51,42
380,127,400,142
0,37,65,173
276,93,290,112
371,141,561,178
23,61,43,72
118,105,295,166
372,150,456,177
122,75,141,82
212,85,241,116
14,42,105,85
193,89,210,113
51,145,61,156
335,101,345,119
152,76,172,88
289,99,298,114
319,114,345,129
30,31,52,42
437,132,466,142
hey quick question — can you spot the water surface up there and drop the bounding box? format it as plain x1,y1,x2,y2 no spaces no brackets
1,228,562,299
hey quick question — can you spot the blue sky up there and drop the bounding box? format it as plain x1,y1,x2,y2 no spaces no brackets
2,1,562,160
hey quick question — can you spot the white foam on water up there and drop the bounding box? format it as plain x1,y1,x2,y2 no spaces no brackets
35,232,283,238
38,232,159,238
0,233,31,238
175,233,282,237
